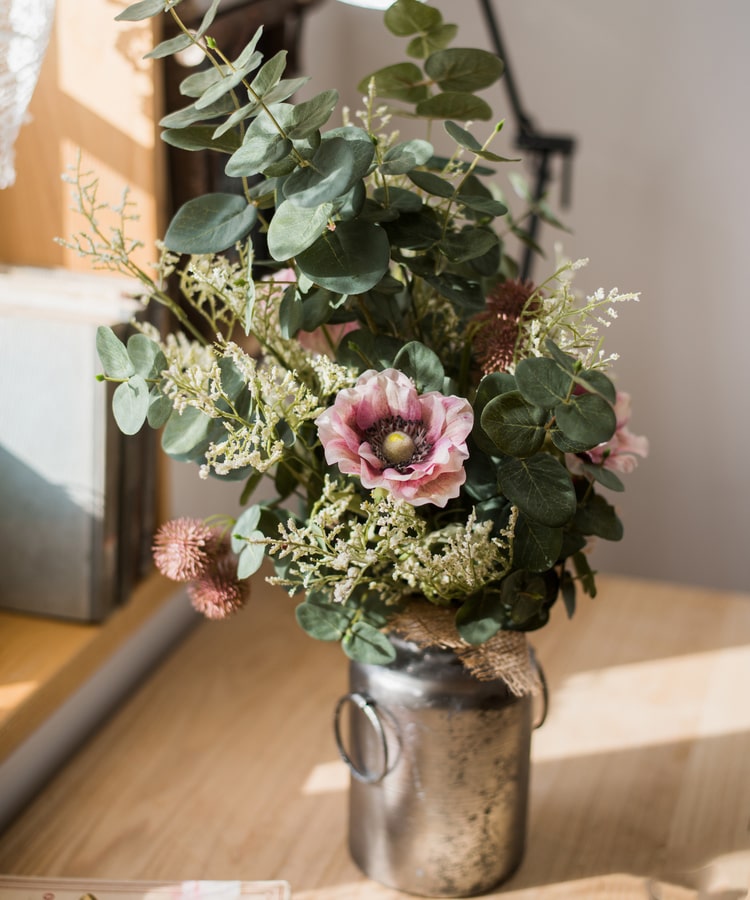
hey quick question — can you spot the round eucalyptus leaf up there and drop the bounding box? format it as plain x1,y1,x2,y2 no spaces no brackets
457,192,508,218
455,591,503,645
127,332,164,379
574,493,624,541
555,392,616,447
416,92,493,122
408,168,455,198
343,621,397,665
382,208,442,249
380,139,434,175
237,536,265,579
372,186,423,213
162,125,241,154
481,390,547,457
384,0,442,36
96,325,134,379
515,356,571,409
513,514,564,573
287,89,339,140
147,391,173,429
296,221,390,294
232,504,263,552
393,341,445,392
575,367,617,405
440,227,498,263
498,454,577,527
579,461,625,493
406,22,457,58
161,405,212,459
164,193,257,254
283,135,372,208
112,376,149,435
267,199,333,261
296,598,353,641
358,62,429,102
425,47,505,93
500,569,551,629
225,130,292,178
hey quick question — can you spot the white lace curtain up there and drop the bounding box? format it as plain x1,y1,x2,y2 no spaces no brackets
0,0,56,189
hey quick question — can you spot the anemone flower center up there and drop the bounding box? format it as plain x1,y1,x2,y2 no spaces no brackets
366,415,432,471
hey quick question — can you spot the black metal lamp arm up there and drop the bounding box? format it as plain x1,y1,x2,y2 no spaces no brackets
476,0,576,280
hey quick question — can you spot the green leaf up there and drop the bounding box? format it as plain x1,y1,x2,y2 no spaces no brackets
481,391,547,457
384,0,442,36
286,90,339,140
498,454,577,527
500,570,551,629
515,356,571,409
382,208,442,249
266,199,333,260
296,221,390,294
115,0,166,21
421,270,485,311
393,341,444,392
237,539,265,579
278,285,303,338
342,622,396,664
160,96,236,130
408,168,455,198
513,514,563,573
112,376,149,435
416,92,493,121
283,135,373,208
575,367,617,405
455,590,503,644
573,550,597,597
127,333,165,379
425,47,504,92
372,186,422,213
231,505,262,553
161,125,241,154
96,326,134,378
164,193,257,254
574,493,624,541
145,31,194,60
407,23,458,59
296,597,353,642
161,405,212,459
359,62,429,103
224,123,292,177
555,392,617,448
578,461,625,492
195,33,264,109
147,390,172,429
250,49,288,96
544,338,577,374
440,227,498,263
380,139,433,175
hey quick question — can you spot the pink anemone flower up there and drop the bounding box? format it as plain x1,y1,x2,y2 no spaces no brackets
315,368,474,508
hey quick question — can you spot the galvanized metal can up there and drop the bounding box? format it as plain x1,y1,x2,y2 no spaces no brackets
334,636,537,897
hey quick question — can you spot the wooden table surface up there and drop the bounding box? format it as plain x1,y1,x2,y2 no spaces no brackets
1,574,749,900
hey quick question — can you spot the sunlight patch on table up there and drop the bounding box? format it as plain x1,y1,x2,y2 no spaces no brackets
533,644,750,761
0,680,38,713
301,759,349,795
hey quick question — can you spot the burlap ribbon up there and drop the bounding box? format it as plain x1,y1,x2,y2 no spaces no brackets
387,601,539,698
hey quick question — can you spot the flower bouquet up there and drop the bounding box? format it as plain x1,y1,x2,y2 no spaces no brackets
67,0,647,670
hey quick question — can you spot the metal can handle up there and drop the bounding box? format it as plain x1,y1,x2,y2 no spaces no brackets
334,692,390,784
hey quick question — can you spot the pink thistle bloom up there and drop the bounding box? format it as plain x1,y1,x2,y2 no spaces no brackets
152,517,217,582
316,368,474,508
568,391,649,475
187,546,250,620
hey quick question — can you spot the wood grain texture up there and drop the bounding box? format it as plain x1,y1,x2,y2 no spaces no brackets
0,574,748,899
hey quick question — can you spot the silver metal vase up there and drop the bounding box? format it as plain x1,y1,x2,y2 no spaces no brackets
335,635,538,898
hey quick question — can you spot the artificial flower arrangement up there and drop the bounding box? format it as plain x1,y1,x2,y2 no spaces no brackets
67,0,647,668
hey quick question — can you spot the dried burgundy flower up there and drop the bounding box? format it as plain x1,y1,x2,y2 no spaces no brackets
474,279,537,374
